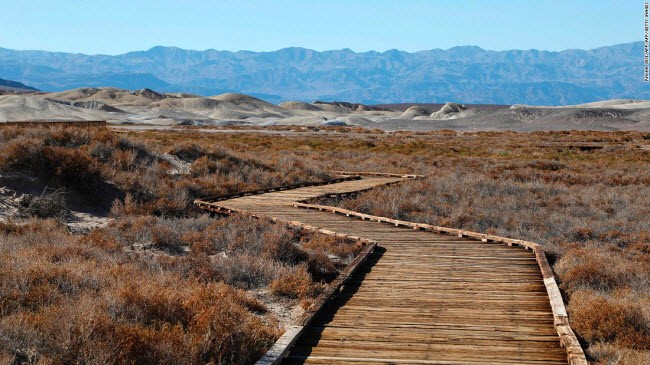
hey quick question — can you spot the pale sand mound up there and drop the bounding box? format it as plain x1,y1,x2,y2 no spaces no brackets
312,101,356,113
574,99,650,109
511,99,650,110
430,102,467,119
48,98,124,112
211,93,292,118
247,115,328,126
278,101,323,112
132,88,166,101
210,92,263,103
153,97,220,109
45,87,171,107
312,103,348,113
152,93,292,120
210,93,289,113
313,101,393,113
48,87,125,100
321,120,348,126
164,92,200,98
0,95,114,121
399,106,430,119
627,108,650,122
332,115,374,125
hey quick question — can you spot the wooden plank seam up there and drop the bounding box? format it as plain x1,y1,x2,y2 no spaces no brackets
289,201,587,365
194,173,587,365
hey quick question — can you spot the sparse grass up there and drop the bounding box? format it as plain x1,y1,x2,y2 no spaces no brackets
286,130,647,364
269,265,312,298
0,219,274,364
2,126,648,364
0,126,330,217
17,188,68,220
132,128,649,363
92,215,361,291
0,126,358,364
0,215,362,364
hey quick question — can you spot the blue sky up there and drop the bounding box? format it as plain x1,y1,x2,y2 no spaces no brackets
0,0,641,54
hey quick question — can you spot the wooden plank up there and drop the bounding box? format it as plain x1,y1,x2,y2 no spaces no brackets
297,241,377,326
194,174,586,365
329,170,424,179
257,326,304,365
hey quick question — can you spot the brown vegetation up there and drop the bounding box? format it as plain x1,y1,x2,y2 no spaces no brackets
0,125,362,364
2,126,649,364
301,131,648,364
0,215,361,364
127,128,650,364
17,188,68,219
0,125,330,217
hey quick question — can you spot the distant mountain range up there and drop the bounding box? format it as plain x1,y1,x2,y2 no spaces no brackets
0,42,647,105
0,78,39,93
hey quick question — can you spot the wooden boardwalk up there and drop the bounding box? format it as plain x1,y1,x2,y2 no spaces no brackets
195,175,585,365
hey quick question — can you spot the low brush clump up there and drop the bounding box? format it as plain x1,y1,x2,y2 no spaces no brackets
0,219,277,364
0,126,330,218
17,188,68,220
123,129,650,363
0,215,362,364
262,130,648,364
92,214,361,291
4,126,648,364
325,180,649,363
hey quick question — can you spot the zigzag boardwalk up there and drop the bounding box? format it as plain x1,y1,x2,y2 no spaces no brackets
195,176,582,365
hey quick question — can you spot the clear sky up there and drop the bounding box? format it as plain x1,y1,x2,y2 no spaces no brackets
0,0,641,55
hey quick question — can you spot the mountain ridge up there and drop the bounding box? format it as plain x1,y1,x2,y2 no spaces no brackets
0,42,646,105
0,78,39,93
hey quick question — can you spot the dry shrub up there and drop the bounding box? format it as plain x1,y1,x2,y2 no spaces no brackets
110,193,140,216
258,225,307,264
306,251,339,282
95,215,359,292
156,252,220,283
568,291,650,351
0,129,113,210
215,253,280,289
112,148,138,170
269,266,312,298
37,146,105,194
190,155,218,176
17,188,68,220
150,224,185,254
555,247,650,294
0,138,44,169
0,219,280,365
301,233,362,262
169,142,205,162
588,341,650,365
0,353,12,364
89,141,114,162
0,126,330,218
81,229,121,251
527,159,567,171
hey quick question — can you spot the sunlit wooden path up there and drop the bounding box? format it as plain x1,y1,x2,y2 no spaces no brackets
195,175,584,365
